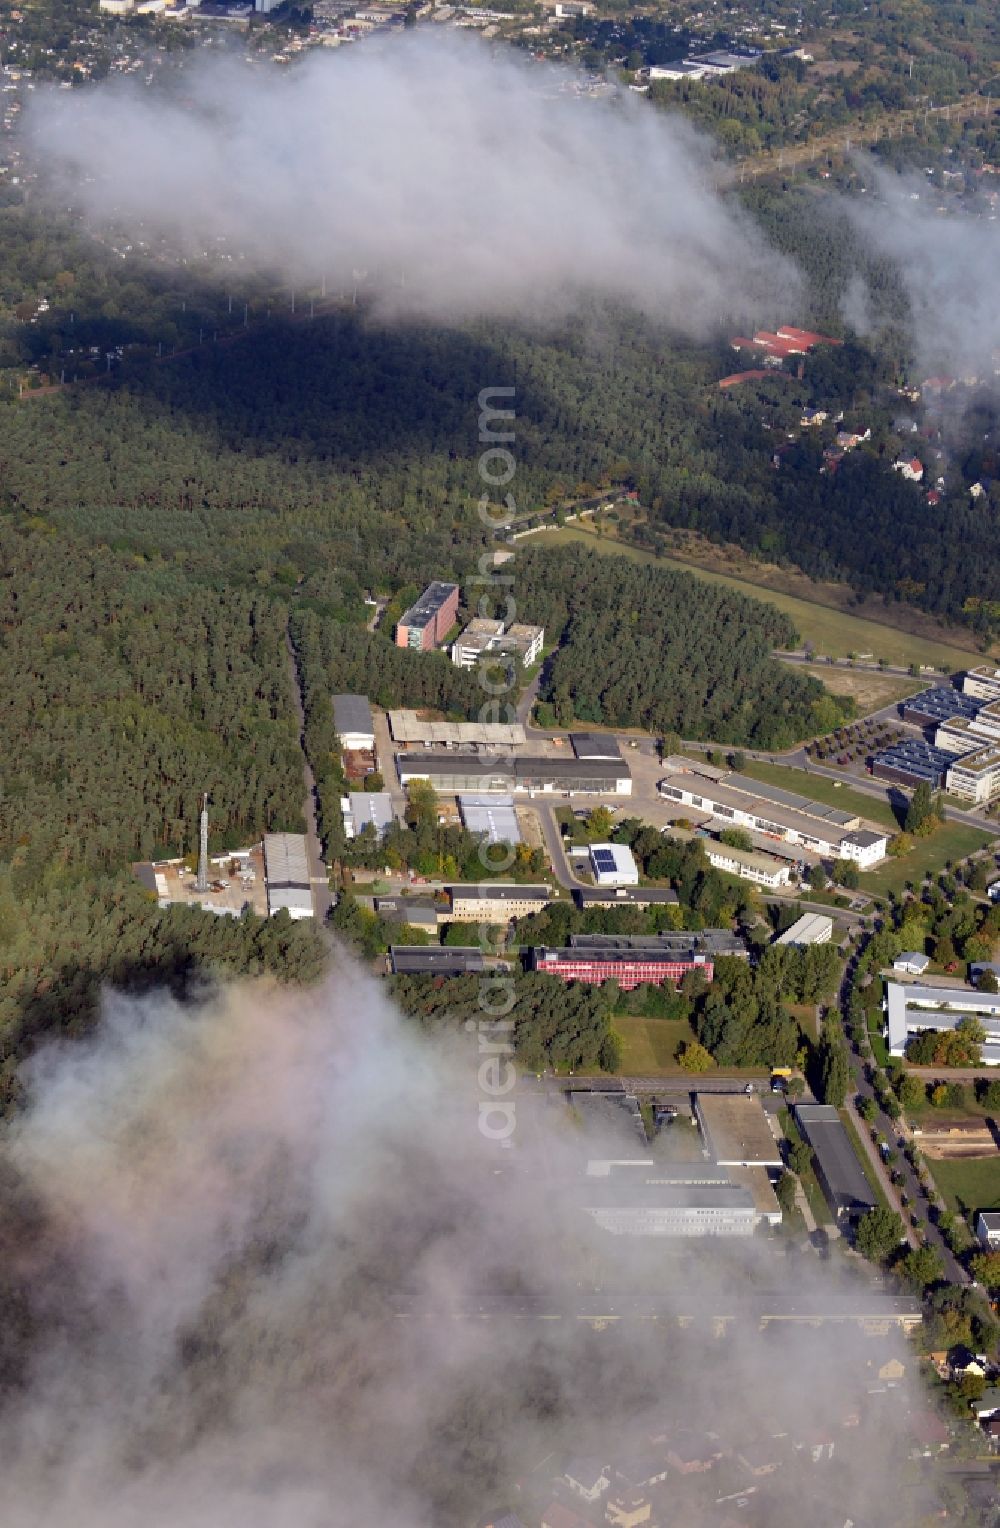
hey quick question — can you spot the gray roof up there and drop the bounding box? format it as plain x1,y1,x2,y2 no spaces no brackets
569,930,747,957
573,887,679,906
449,883,551,902
389,946,486,975
263,832,310,888
794,1104,877,1218
570,732,623,760
374,896,439,927
345,792,395,835
397,753,630,783
333,693,374,738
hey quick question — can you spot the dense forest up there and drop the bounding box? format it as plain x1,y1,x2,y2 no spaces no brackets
0,874,327,1105
511,545,849,745
0,526,304,891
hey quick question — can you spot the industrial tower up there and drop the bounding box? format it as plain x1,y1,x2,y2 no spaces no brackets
195,793,209,893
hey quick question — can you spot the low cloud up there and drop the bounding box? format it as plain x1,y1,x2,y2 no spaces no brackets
0,965,928,1526
28,35,798,331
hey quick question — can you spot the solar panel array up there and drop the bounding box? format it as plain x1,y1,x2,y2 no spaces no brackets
592,849,618,873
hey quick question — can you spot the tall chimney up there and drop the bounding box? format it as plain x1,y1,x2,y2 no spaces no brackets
195,793,209,893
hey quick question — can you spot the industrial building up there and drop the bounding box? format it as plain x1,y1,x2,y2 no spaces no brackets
570,732,622,761
589,842,639,887
263,832,314,919
397,752,632,795
332,693,375,752
458,793,522,845
394,581,459,651
870,738,952,790
885,980,1000,1063
373,896,439,934
389,946,487,975
793,1103,878,1223
448,883,551,921
694,1093,782,1169
341,792,395,839
580,1161,779,1237
658,764,888,866
774,912,833,947
529,930,746,990
388,711,525,747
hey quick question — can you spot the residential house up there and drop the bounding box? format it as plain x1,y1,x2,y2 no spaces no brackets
666,1430,723,1473
894,457,924,482
973,1388,1000,1422
563,1458,610,1503
604,1495,652,1527
976,1211,1000,1248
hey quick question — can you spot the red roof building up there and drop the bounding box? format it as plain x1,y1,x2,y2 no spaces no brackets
719,369,779,389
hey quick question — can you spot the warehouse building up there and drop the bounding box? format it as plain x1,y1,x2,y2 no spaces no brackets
341,792,395,839
570,733,622,761
263,832,314,919
458,793,522,845
694,1093,782,1169
397,753,632,795
580,1163,778,1237
657,765,887,866
774,912,833,947
885,980,1000,1063
394,581,459,651
389,711,525,746
869,738,952,790
589,842,639,886
448,883,552,920
389,946,486,976
373,896,439,934
793,1103,877,1223
332,693,375,752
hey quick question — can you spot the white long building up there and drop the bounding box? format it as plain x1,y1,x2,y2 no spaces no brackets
658,765,888,867
885,980,1000,1064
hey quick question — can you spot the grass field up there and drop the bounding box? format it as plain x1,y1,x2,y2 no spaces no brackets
859,822,996,897
927,1155,1000,1217
531,524,977,670
736,757,899,830
798,665,922,715
615,1015,694,1073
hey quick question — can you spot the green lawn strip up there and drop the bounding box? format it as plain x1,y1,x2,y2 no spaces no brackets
839,1109,893,1215
925,1155,1000,1219
530,524,976,670
736,758,899,830
867,1013,889,1068
780,1107,834,1225
860,823,997,898
614,1014,697,1074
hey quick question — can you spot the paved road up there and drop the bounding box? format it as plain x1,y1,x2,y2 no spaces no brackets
284,623,332,924
777,651,936,681
840,942,966,1279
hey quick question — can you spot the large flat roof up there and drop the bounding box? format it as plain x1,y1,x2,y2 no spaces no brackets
458,794,522,845
263,832,310,887
660,771,870,848
389,946,486,974
389,712,526,746
794,1104,877,1216
398,753,630,781
449,882,551,901
332,693,374,737
695,1093,782,1167
398,581,458,630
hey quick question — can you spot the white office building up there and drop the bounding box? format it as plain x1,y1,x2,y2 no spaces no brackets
590,842,639,887
775,912,833,947
885,980,1000,1063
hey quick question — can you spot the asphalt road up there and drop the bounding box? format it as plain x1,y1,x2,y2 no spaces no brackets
840,943,966,1281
